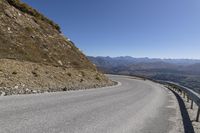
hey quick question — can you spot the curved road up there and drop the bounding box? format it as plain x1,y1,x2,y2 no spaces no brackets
0,75,178,133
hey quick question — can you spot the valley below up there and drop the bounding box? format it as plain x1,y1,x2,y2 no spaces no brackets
89,56,200,93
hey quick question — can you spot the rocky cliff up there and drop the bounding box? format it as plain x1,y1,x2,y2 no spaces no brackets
0,0,114,95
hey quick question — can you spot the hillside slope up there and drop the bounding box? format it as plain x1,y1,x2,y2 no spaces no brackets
0,0,114,95
0,0,94,69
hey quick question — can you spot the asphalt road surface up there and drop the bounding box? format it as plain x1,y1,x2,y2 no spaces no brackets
0,75,178,133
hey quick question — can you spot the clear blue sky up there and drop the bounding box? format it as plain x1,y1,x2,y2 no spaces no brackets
22,0,200,59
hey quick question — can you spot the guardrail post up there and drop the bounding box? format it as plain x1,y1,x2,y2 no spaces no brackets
191,100,194,109
183,92,185,98
196,108,200,122
187,96,190,102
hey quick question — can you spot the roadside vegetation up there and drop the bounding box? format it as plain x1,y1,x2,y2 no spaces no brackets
6,0,61,32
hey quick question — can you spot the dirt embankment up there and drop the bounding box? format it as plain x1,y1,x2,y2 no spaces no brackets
0,59,115,96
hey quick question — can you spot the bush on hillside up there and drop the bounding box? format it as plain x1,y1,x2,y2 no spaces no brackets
6,0,61,32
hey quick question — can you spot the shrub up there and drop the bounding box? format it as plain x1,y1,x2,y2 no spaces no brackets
25,27,33,32
71,61,80,67
80,71,85,77
32,71,38,77
96,76,101,81
80,79,84,82
67,72,72,77
12,71,17,75
62,87,67,91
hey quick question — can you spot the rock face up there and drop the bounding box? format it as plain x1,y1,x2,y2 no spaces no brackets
0,0,114,95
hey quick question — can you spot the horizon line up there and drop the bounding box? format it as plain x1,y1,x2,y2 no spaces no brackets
87,55,200,60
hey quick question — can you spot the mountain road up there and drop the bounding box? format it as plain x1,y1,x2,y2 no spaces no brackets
0,75,179,133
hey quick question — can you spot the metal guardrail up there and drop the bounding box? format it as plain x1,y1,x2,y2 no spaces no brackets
157,80,200,122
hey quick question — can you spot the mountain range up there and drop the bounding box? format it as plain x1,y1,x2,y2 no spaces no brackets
88,56,200,93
